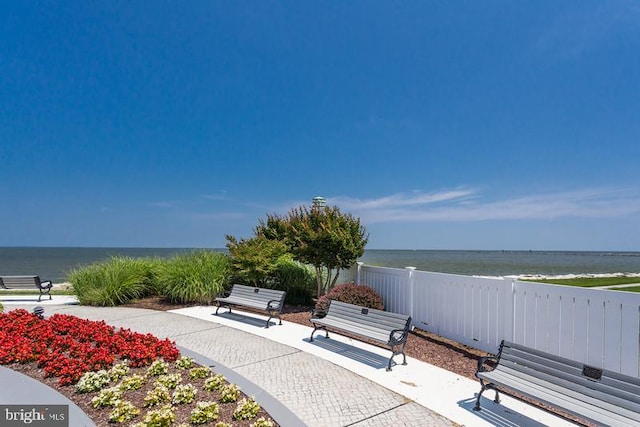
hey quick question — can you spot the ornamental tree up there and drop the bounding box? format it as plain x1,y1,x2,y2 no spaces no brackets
225,234,289,286
265,204,368,298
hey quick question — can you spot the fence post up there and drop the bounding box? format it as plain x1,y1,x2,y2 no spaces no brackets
356,262,364,285
405,266,416,319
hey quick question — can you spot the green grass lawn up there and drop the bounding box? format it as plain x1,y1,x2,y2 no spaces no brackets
522,276,640,289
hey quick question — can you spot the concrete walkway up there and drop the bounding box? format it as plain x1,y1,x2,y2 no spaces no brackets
1,298,577,427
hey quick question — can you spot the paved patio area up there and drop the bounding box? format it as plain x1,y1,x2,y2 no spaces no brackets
1,297,577,426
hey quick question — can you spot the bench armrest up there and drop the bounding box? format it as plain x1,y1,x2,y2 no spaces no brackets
475,354,498,377
39,280,53,290
389,328,409,346
216,289,231,299
267,299,282,311
311,308,327,319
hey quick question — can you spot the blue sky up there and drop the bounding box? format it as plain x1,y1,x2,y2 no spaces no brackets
2,1,640,250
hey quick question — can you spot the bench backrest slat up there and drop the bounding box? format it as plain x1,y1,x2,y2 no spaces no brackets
325,301,411,333
0,275,42,289
228,284,286,308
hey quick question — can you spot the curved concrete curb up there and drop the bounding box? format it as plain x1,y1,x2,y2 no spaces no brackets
179,347,307,427
0,366,95,427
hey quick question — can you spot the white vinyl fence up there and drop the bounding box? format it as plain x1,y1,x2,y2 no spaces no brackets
345,263,640,378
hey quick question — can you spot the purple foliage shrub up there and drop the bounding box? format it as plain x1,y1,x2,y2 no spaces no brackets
315,283,384,313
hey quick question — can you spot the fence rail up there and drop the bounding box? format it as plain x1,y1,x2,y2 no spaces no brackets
345,263,640,378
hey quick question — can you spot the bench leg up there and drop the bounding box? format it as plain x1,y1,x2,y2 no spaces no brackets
474,384,499,411
309,325,328,342
38,289,52,302
265,310,282,328
215,303,231,315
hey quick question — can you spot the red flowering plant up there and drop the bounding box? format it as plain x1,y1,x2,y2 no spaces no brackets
0,309,180,385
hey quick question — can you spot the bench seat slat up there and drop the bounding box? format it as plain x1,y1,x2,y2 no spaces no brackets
484,363,640,418
479,368,640,426
311,318,392,344
498,353,640,407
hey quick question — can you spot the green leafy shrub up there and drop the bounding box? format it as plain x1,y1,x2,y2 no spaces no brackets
218,384,239,403
76,370,111,393
174,356,194,370
155,373,181,389
226,234,289,286
315,283,383,313
147,360,169,376
69,256,156,306
119,374,146,391
190,401,219,424
203,374,226,392
109,399,140,423
0,301,4,312
91,387,122,408
144,385,171,407
269,255,316,306
109,362,130,382
135,404,175,427
189,366,210,379
251,417,275,427
233,397,261,420
157,251,229,304
214,422,232,427
172,384,197,404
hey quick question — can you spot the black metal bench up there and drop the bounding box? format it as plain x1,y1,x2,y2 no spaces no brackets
0,275,53,302
215,284,287,328
310,300,412,371
475,340,640,426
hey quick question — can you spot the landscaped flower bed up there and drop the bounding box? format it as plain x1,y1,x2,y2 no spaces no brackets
0,309,276,426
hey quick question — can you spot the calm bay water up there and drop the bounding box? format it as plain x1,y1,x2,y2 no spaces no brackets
359,250,640,277
1,247,639,283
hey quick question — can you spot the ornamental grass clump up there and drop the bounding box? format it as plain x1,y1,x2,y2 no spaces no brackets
315,282,384,314
69,256,156,306
157,250,229,304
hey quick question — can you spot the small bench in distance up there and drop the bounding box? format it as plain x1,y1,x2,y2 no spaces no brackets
0,275,53,302
214,284,286,328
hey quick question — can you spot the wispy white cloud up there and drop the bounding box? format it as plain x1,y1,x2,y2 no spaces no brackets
329,188,640,224
201,191,228,201
331,189,476,210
